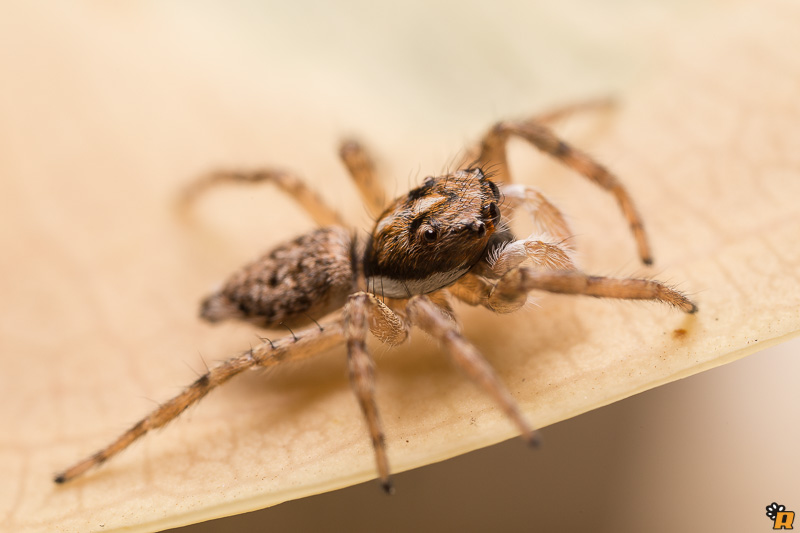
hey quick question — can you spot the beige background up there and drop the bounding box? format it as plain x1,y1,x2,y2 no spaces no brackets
1,1,799,532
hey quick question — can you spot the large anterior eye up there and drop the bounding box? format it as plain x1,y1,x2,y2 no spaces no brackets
423,228,438,243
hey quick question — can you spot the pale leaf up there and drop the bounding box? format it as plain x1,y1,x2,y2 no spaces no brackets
1,1,798,532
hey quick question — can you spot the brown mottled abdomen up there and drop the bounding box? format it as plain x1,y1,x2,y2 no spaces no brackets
200,227,354,328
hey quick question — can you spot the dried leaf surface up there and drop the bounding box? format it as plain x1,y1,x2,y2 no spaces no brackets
1,2,798,532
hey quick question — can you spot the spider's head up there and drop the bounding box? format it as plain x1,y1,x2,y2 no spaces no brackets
363,167,502,298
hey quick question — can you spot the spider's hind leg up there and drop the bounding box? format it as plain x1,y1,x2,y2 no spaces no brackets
526,97,615,125
179,168,345,227
339,140,387,219
54,322,344,484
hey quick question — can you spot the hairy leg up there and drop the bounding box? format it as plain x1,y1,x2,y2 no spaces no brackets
500,184,574,244
344,292,410,493
179,168,345,227
54,322,344,484
489,267,698,314
339,140,387,219
457,98,615,169
476,117,652,265
406,295,541,446
527,97,614,125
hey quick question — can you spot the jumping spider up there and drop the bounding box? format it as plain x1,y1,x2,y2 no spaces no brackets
55,102,697,492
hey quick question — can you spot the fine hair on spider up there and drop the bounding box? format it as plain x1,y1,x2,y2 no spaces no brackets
55,100,697,493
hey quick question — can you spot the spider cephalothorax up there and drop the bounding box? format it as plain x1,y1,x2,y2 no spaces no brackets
364,167,506,298
55,102,697,492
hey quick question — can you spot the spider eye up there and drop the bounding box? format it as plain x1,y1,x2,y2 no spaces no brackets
423,228,438,243
484,202,500,222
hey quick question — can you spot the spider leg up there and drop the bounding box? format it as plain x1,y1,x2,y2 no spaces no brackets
406,295,541,447
489,267,698,314
179,168,345,227
456,98,614,169
477,118,653,265
344,292,409,493
339,140,387,219
54,322,344,484
526,97,615,125
499,184,574,244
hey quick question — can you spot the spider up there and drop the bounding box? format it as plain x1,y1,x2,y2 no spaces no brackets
54,102,697,492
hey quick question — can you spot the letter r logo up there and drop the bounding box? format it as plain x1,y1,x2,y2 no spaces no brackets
774,511,795,530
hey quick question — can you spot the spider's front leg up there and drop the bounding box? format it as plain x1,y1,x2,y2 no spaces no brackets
489,265,698,314
457,99,615,169
343,291,409,493
406,295,541,447
500,184,574,245
476,114,653,265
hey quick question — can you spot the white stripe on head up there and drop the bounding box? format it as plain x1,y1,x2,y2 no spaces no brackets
375,194,445,235
411,195,444,215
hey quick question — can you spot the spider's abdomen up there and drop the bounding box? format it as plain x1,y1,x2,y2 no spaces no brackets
200,227,354,328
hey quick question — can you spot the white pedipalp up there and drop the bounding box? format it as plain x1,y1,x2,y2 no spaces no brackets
487,233,578,278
